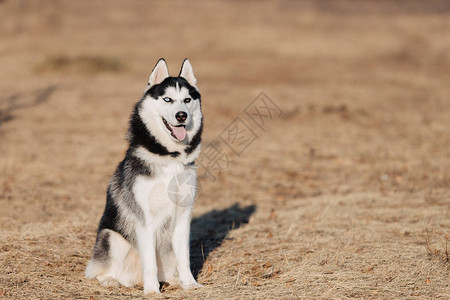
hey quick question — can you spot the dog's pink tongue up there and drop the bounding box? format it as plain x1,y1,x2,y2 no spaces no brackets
171,126,186,141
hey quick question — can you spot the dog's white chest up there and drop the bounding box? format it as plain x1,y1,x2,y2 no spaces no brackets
133,163,195,216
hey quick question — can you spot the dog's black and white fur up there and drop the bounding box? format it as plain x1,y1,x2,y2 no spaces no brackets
85,59,203,294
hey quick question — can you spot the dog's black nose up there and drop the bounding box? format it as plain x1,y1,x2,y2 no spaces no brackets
175,111,187,123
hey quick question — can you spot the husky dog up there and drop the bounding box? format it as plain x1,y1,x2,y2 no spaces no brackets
85,59,203,294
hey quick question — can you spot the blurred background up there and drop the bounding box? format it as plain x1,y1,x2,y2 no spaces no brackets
0,0,449,299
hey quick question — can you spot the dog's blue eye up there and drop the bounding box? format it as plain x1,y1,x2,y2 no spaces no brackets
163,97,172,103
184,98,191,103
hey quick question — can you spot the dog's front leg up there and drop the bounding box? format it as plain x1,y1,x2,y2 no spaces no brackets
135,224,160,294
172,207,202,289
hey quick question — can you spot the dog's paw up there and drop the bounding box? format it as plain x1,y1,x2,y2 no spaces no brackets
99,276,120,287
143,283,161,295
182,281,203,290
144,289,161,295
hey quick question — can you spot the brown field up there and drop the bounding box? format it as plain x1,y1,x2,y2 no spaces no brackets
1,0,449,299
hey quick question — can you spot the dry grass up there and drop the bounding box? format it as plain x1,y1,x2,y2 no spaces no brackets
1,0,449,299
34,55,127,74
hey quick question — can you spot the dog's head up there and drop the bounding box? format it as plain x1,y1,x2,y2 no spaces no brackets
139,59,202,150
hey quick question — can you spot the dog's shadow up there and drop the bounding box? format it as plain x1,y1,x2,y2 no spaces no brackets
189,203,256,278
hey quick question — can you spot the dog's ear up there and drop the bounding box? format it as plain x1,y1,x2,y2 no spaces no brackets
148,58,169,86
179,58,196,87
